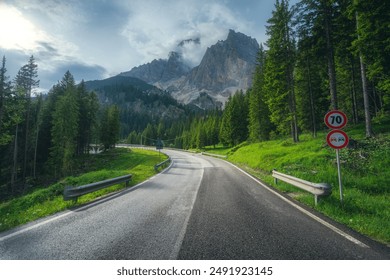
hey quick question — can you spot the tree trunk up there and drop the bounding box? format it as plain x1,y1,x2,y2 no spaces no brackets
22,95,31,182
33,122,39,178
306,57,316,138
11,124,19,193
356,12,373,137
291,88,299,143
350,58,359,124
324,5,338,110
359,57,373,137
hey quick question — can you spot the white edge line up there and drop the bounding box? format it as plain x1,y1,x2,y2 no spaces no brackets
224,160,370,249
0,164,172,243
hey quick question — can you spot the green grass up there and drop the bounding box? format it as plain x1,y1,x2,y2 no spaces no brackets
0,148,167,233
205,126,390,245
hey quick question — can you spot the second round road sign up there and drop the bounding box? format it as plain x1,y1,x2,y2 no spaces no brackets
326,130,349,149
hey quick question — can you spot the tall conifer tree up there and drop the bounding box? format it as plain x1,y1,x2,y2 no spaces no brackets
264,0,299,142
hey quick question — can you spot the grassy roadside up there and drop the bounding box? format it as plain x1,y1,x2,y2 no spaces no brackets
0,148,167,233
204,125,390,245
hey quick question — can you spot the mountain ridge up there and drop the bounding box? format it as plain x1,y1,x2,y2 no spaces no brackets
120,29,259,108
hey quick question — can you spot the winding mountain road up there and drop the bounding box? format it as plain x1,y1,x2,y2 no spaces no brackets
0,149,389,259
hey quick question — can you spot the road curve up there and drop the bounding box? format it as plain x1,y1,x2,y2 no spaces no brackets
0,149,389,259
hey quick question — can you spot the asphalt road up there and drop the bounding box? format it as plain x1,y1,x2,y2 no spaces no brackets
0,149,389,259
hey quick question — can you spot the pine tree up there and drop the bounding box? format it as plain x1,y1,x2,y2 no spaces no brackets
0,56,18,146
248,45,271,141
219,91,249,146
196,121,206,149
76,80,99,154
0,56,25,195
100,105,120,150
264,0,299,142
14,55,39,180
50,71,79,176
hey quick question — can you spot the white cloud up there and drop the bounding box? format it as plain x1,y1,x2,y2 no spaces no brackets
120,0,253,67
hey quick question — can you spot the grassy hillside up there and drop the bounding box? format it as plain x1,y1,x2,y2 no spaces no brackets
0,148,167,233
205,122,390,244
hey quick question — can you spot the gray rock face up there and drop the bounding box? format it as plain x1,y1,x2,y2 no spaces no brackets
120,51,191,84
161,52,191,82
122,29,259,109
121,58,167,84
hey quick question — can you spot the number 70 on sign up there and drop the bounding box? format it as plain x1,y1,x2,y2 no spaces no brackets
324,110,347,129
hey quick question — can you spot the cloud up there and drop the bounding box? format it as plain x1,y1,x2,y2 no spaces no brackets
120,0,253,67
44,62,107,85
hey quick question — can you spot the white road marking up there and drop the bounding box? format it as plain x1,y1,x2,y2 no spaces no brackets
225,160,369,248
0,172,168,243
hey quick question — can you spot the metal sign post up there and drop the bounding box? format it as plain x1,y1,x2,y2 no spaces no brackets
336,149,343,202
325,111,349,203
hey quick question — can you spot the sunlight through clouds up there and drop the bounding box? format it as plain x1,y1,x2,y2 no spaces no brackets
0,3,47,51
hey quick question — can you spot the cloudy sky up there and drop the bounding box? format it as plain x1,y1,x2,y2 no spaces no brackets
0,0,297,92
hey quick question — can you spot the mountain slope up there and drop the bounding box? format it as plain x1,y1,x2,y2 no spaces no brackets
85,76,188,136
120,51,191,84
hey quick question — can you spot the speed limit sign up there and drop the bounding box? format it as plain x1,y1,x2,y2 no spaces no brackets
324,110,347,129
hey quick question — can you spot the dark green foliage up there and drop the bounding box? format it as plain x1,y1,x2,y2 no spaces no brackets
0,56,21,146
76,81,99,155
50,73,79,176
220,91,249,146
352,0,390,109
248,45,272,142
264,0,299,142
100,105,120,150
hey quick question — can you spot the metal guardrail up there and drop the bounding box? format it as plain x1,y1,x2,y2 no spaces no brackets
154,158,171,172
272,170,331,205
63,174,132,201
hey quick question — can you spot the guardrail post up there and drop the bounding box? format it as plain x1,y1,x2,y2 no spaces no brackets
273,169,278,185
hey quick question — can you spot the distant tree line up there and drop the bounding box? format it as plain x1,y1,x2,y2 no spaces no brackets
0,56,119,200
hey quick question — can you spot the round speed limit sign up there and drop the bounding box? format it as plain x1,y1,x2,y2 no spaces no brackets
324,110,347,129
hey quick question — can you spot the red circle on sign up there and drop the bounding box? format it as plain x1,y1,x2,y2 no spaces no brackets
324,110,348,129
327,130,349,149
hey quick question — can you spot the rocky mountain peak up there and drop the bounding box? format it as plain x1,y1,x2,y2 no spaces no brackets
171,30,259,106
178,37,201,47
225,29,259,61
120,30,260,109
161,51,191,82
